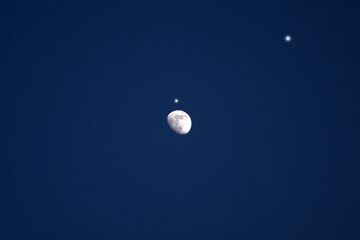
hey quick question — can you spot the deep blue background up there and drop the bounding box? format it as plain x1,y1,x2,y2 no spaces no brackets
1,0,359,239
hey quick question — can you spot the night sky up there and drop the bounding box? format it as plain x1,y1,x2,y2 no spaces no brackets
1,0,360,239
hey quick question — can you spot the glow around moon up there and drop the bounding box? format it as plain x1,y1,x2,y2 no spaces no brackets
167,110,192,135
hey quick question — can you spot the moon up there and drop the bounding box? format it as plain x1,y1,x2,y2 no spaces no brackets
167,110,192,135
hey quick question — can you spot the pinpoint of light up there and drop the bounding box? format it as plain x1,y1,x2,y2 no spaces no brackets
174,98,179,103
285,35,292,42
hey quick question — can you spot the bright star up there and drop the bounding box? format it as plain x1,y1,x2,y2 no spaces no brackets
285,35,292,42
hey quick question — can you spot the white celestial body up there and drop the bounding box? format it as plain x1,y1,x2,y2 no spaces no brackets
167,110,192,135
285,35,292,42
174,98,179,103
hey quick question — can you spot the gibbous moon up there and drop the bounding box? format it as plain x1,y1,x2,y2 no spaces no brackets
167,110,192,135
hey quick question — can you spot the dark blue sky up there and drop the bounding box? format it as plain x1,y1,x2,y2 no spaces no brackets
1,0,359,239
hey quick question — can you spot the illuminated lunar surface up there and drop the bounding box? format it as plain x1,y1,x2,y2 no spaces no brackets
167,110,192,135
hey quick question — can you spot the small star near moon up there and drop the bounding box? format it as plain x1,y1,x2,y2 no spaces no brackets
285,35,292,42
174,98,179,103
